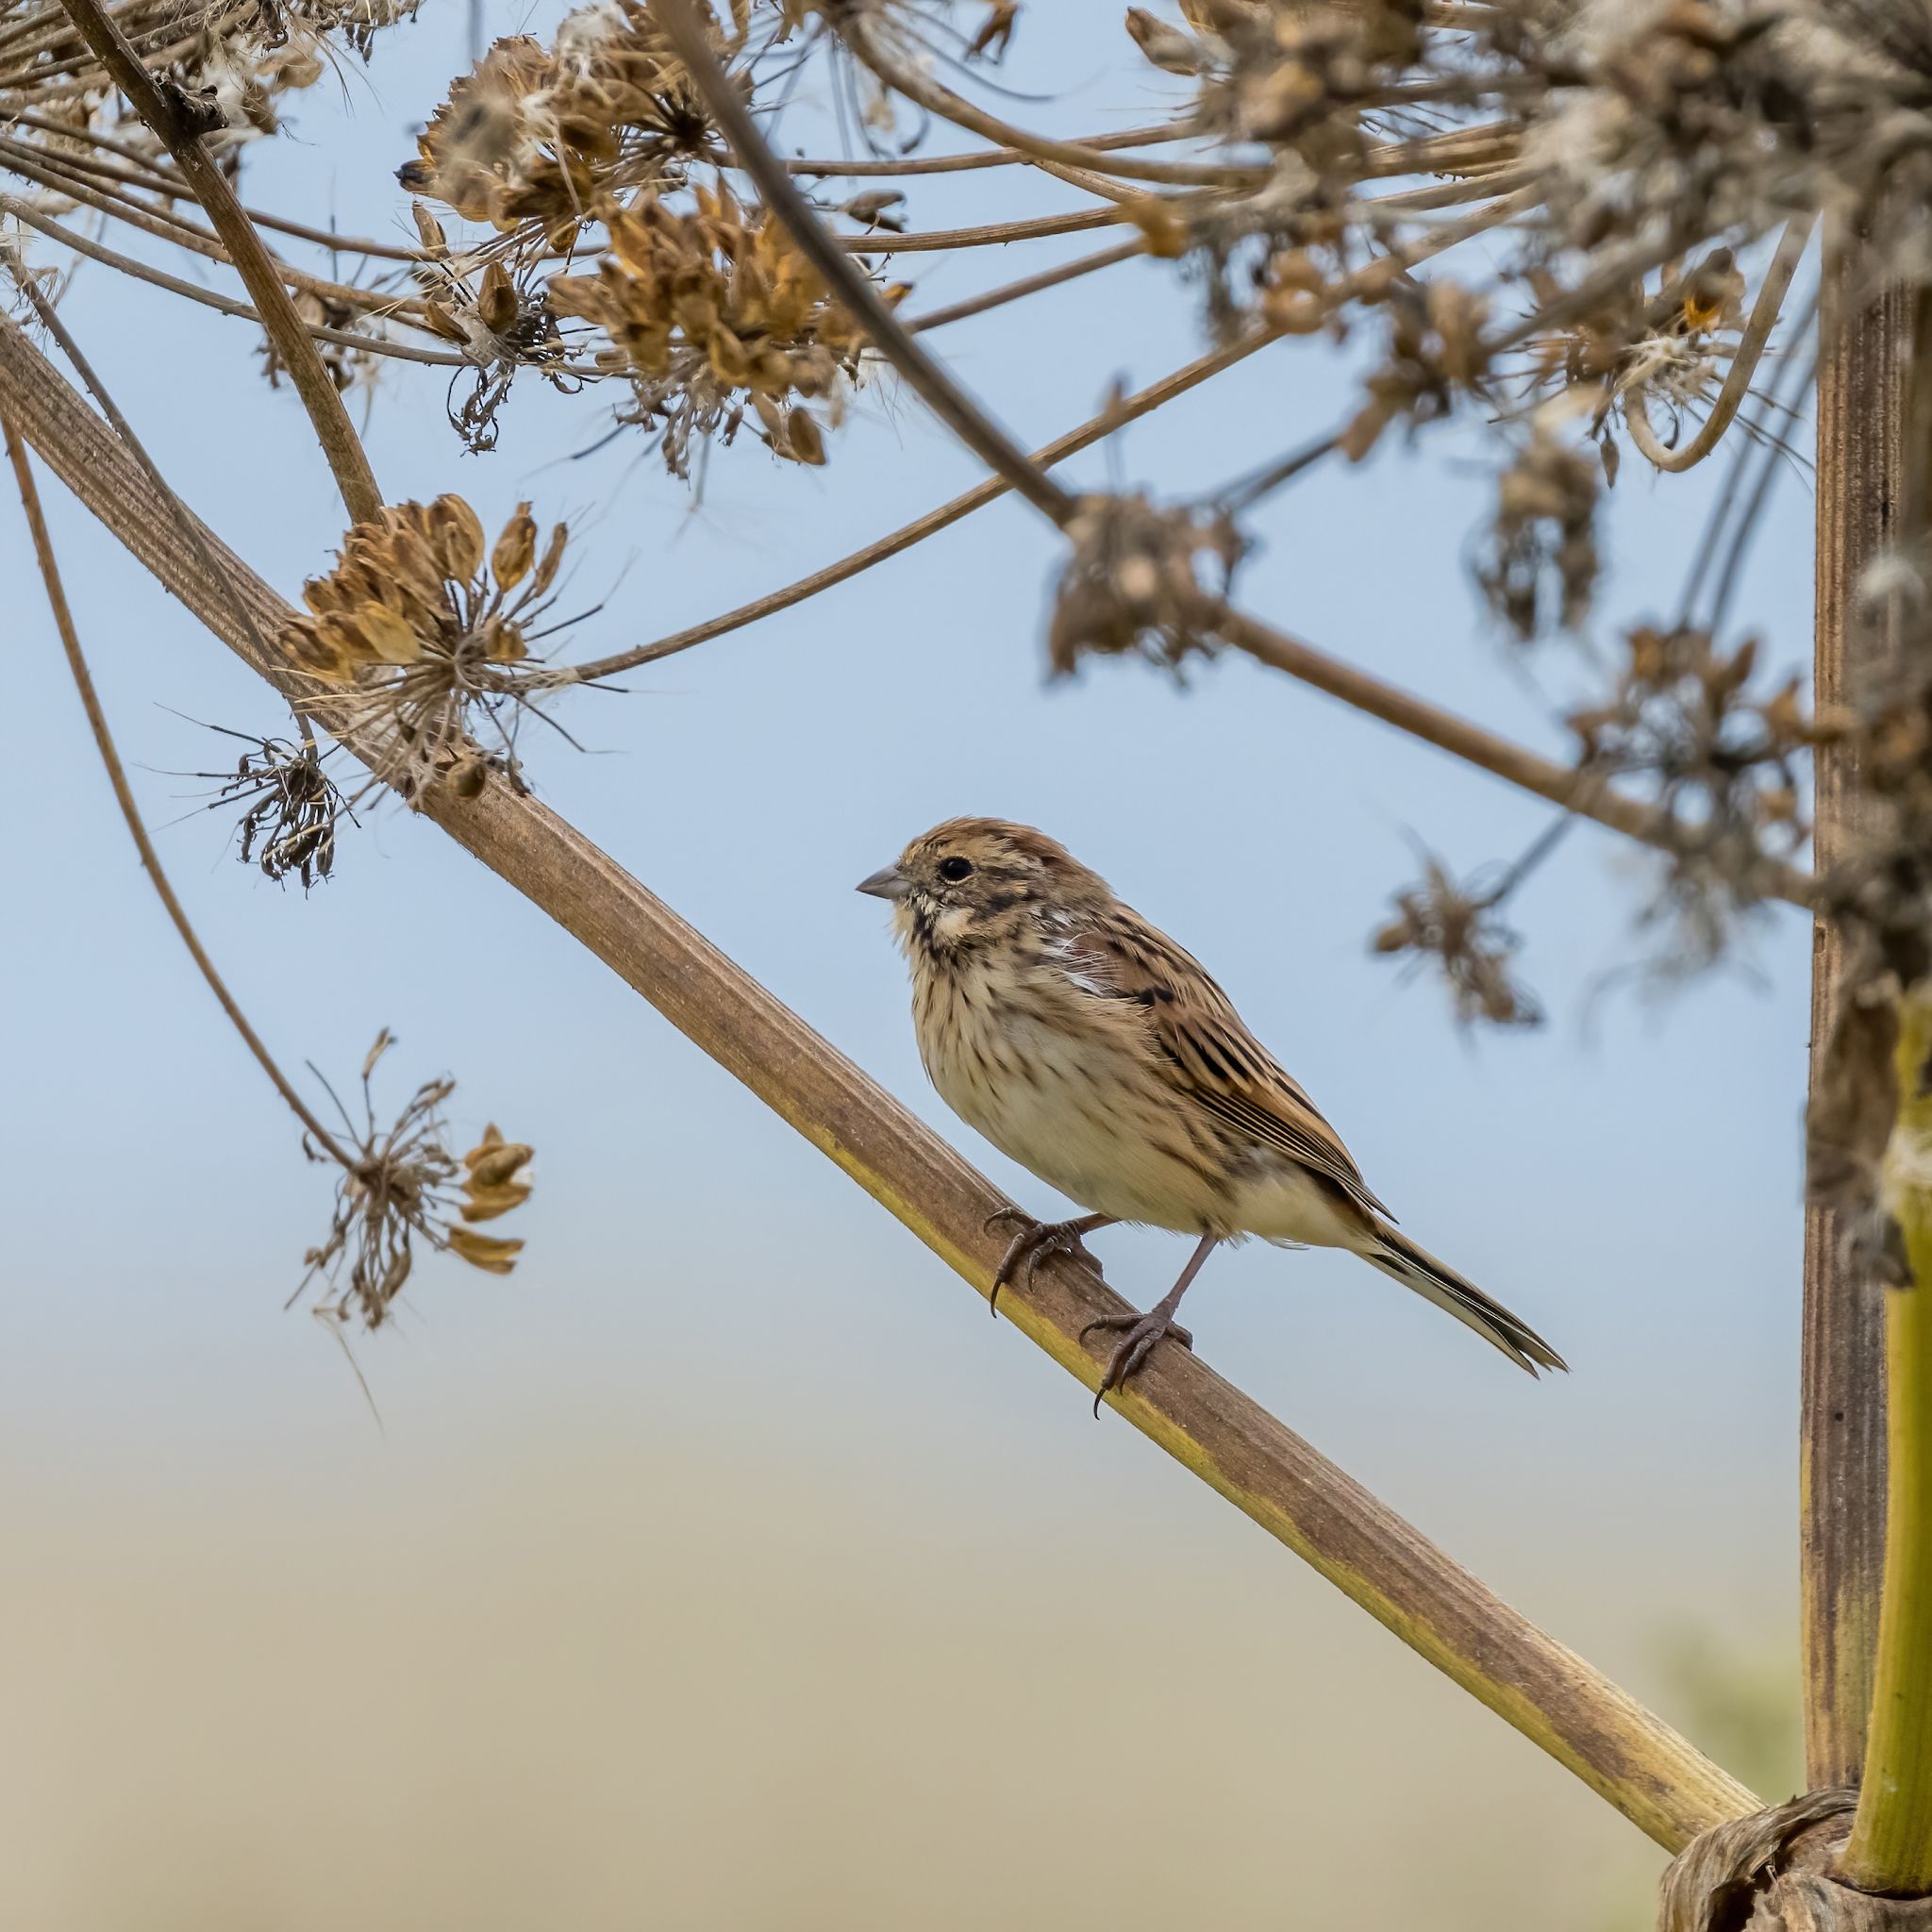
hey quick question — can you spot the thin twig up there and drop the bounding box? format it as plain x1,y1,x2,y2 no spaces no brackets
2,411,352,1167
838,14,1263,189
905,239,1145,333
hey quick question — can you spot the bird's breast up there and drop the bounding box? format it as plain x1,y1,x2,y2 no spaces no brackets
909,951,1236,1232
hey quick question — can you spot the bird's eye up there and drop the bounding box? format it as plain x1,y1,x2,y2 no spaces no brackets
937,857,974,884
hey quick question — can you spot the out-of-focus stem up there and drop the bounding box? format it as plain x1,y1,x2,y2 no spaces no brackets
1842,991,1932,1894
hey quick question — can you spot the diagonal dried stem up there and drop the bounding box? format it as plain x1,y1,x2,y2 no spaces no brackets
53,0,382,525
655,0,1077,527
0,301,1761,1857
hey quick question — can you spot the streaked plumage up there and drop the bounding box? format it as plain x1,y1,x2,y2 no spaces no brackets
858,817,1564,1400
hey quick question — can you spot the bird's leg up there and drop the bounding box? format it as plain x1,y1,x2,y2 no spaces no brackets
983,1209,1115,1319
1080,1232,1219,1415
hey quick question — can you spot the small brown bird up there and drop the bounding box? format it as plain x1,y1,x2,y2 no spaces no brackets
858,818,1565,1407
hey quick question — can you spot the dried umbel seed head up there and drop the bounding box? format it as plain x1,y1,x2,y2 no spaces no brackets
398,0,724,238
1341,280,1493,460
1474,430,1602,641
1566,624,1834,971
301,1032,535,1330
1047,493,1244,677
549,187,885,476
1372,850,1542,1030
282,496,571,797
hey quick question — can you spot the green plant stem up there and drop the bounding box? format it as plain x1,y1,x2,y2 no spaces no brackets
1842,991,1932,1894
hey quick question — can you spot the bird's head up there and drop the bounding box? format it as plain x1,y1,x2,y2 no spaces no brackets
857,818,1109,956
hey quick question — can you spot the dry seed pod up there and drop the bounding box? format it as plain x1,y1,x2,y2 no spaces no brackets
461,1181,534,1222
446,756,490,798
783,408,826,465
477,261,520,336
1125,8,1206,74
428,494,486,580
468,1140,534,1189
446,1227,525,1274
492,504,538,589
410,201,450,256
530,523,569,597
356,602,426,666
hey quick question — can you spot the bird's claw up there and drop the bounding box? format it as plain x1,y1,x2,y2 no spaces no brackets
984,1210,1097,1319
1079,1308,1193,1415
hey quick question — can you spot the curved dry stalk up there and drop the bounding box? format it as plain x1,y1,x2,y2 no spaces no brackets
1211,608,1814,910
53,0,382,524
0,305,1765,1853
2,412,353,1168
832,204,1124,252
837,12,1264,190
783,120,1197,177
1624,217,1815,475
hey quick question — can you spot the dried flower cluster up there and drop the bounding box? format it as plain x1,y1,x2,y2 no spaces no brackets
203,726,350,890
1474,430,1602,641
1047,493,1243,678
550,186,882,475
283,494,570,797
1372,847,1543,1030
1569,624,1829,963
302,1032,533,1331
398,1,722,240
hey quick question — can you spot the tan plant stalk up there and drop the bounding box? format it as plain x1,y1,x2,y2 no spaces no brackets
0,304,1761,1854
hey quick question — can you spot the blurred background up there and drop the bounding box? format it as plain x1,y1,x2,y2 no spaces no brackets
1,2,1811,1924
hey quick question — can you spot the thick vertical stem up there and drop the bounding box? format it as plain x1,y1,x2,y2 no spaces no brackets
1844,998,1932,1892
1804,221,1910,1789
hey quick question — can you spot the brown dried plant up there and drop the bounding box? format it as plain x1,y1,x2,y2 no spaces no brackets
298,1030,535,1331
282,493,572,798
549,183,887,474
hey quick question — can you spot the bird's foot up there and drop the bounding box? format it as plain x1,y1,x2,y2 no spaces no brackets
984,1209,1102,1319
1079,1307,1193,1416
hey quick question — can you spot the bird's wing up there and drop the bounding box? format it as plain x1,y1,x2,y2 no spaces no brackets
1059,908,1394,1223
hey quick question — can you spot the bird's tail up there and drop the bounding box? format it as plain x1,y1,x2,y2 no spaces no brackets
1363,1224,1567,1376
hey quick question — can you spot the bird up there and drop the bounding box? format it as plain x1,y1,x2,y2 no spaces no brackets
857,817,1565,1409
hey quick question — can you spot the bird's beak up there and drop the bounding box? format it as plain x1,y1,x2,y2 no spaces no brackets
856,864,910,901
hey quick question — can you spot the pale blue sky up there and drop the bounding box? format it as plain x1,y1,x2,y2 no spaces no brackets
0,6,1818,1922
